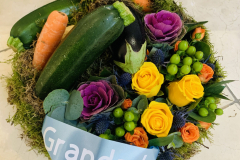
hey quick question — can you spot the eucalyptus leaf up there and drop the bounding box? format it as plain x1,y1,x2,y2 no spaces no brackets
187,98,203,111
43,89,69,114
65,90,83,120
172,135,183,148
184,21,208,32
132,95,148,108
149,132,181,146
137,99,148,114
188,110,216,123
127,107,139,114
65,119,78,127
194,42,210,59
50,106,66,122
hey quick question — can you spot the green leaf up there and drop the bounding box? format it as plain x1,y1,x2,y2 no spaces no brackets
127,107,139,114
114,41,146,74
204,85,225,96
204,80,234,90
210,94,230,100
132,95,148,108
65,119,78,127
157,90,164,96
114,117,124,125
137,99,148,114
65,90,83,120
100,68,112,77
194,42,210,59
187,98,203,111
172,135,184,148
165,74,175,81
76,123,88,131
50,106,66,122
188,110,216,123
184,21,208,32
155,98,167,103
105,129,111,135
149,132,181,146
43,89,70,114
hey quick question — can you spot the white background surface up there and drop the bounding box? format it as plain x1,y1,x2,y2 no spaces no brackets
0,0,240,159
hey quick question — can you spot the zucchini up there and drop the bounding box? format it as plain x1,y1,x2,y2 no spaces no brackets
8,0,79,50
35,1,135,99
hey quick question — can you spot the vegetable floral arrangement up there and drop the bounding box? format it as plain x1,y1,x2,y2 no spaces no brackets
5,0,231,159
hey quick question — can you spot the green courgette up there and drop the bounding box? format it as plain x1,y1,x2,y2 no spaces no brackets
35,1,135,99
8,0,79,51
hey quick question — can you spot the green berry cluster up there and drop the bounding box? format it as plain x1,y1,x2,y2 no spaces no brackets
198,97,224,117
167,41,204,77
112,108,139,137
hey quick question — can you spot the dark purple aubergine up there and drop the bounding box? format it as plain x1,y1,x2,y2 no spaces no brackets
110,7,146,63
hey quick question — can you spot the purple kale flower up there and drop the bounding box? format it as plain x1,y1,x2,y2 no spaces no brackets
78,80,119,119
144,10,183,44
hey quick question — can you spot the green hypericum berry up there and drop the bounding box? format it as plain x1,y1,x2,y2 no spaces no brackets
209,103,217,110
195,33,202,39
113,108,124,118
124,121,135,131
198,108,209,117
183,57,193,65
115,127,125,137
215,108,224,115
167,64,178,75
195,51,204,59
193,62,203,72
180,65,191,75
124,111,135,122
186,46,196,56
99,134,109,139
178,41,188,51
206,97,215,104
170,54,180,64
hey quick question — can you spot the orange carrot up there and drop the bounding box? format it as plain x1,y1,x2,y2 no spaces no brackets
133,0,152,12
32,10,68,70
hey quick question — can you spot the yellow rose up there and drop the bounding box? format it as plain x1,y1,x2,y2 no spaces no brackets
168,75,204,107
141,101,173,137
132,62,164,98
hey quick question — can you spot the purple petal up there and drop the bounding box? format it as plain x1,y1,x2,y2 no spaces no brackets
147,24,165,38
97,87,108,105
144,13,157,25
163,19,172,25
83,96,90,108
90,81,107,92
153,23,173,33
82,85,98,96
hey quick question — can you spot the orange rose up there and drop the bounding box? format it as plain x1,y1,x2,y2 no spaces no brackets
192,27,205,41
174,41,181,51
180,123,200,144
199,121,211,130
198,64,214,83
121,99,132,109
125,127,149,148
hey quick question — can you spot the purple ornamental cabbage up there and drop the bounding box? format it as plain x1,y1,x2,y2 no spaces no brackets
78,80,119,120
144,10,183,44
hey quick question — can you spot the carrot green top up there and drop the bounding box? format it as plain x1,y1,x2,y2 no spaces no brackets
113,1,135,26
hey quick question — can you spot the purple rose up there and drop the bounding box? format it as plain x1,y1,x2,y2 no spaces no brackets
144,10,182,44
78,80,119,119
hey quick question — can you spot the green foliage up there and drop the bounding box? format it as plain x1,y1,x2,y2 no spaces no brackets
187,98,202,111
149,132,181,146
65,90,84,120
194,42,210,59
188,110,216,123
184,21,208,32
131,95,148,114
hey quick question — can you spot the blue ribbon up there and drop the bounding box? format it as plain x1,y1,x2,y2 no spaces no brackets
42,116,159,160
